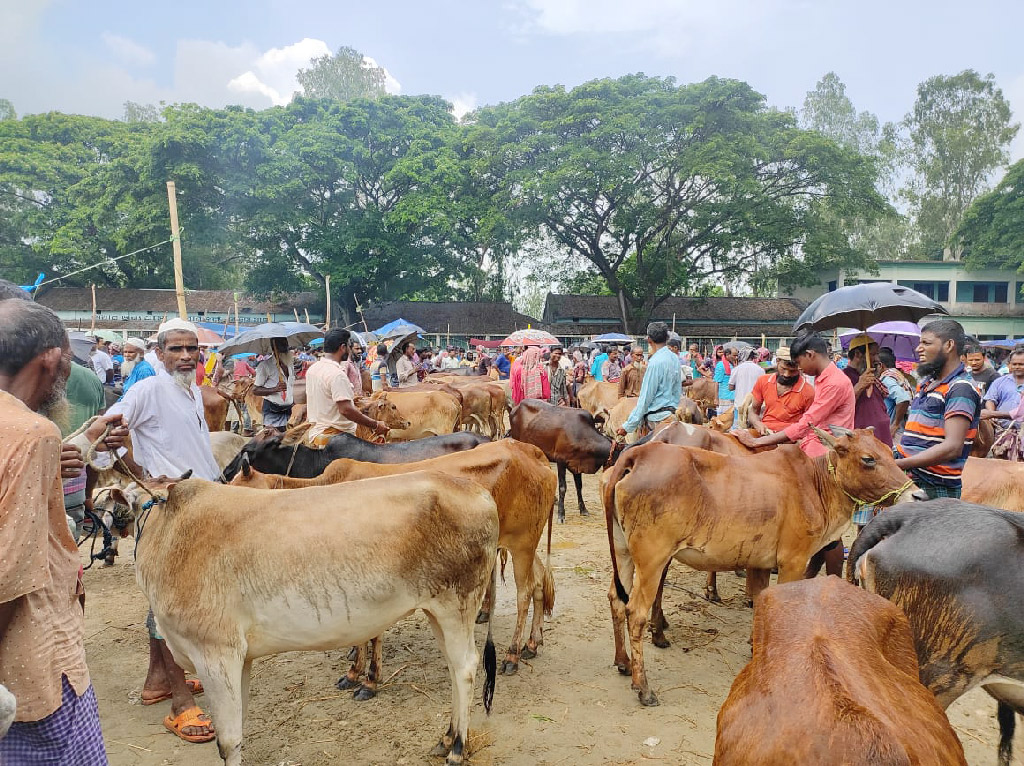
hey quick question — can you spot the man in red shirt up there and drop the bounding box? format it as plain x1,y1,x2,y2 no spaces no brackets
747,346,815,435
736,332,855,575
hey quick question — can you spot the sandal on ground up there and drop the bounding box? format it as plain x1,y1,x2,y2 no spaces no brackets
142,678,203,705
163,705,215,743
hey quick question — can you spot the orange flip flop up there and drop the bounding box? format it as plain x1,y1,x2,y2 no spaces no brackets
142,678,204,705
164,705,216,743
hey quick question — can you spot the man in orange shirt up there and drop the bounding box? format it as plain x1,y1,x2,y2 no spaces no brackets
746,346,815,435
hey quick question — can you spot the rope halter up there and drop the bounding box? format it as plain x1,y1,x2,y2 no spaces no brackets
826,452,915,509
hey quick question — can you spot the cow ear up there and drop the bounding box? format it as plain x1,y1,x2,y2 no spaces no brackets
241,452,252,477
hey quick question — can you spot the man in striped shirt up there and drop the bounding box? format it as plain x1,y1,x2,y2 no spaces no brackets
894,319,980,499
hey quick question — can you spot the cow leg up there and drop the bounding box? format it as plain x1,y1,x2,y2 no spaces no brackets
354,637,383,701
187,648,245,766
337,643,367,691
501,548,533,675
476,563,494,625
626,558,666,706
573,470,589,516
649,563,672,648
423,606,478,766
556,463,568,523
704,571,721,603
744,569,771,608
608,522,635,674
526,553,552,657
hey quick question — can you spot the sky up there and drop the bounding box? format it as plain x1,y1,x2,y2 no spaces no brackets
2,0,1024,160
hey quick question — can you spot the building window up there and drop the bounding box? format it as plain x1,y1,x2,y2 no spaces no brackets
827,281,837,292
897,280,949,302
956,281,1008,304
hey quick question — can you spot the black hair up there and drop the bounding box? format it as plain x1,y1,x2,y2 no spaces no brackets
963,342,984,356
0,279,33,302
877,347,897,369
647,322,669,345
376,343,387,355
790,332,828,358
920,318,967,356
323,328,351,354
1010,345,1024,362
402,340,415,353
0,301,67,375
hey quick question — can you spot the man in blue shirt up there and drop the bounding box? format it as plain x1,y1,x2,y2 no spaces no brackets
494,351,511,380
617,323,681,438
714,347,738,415
120,337,156,396
591,346,609,381
981,347,1024,426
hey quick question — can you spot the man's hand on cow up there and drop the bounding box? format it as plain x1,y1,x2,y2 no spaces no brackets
754,423,771,436
734,429,757,447
373,420,389,436
60,443,85,478
615,427,627,438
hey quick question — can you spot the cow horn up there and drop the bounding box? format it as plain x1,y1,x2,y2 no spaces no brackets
241,452,252,478
178,469,193,481
827,425,854,439
811,425,837,449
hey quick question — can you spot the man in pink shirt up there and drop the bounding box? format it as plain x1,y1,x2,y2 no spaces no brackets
735,332,855,574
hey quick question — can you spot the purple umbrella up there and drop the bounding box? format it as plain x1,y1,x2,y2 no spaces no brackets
838,322,921,362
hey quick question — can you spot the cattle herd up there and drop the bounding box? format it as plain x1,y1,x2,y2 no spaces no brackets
84,373,1024,766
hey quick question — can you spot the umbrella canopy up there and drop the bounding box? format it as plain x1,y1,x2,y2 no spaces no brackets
793,283,947,334
501,329,559,347
92,329,122,343
723,340,755,360
195,327,224,347
839,321,921,362
386,331,421,361
591,332,633,344
217,321,323,356
67,331,96,365
981,338,1024,350
373,318,424,338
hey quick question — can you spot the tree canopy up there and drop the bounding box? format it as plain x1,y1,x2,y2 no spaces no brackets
295,46,387,103
956,158,1024,271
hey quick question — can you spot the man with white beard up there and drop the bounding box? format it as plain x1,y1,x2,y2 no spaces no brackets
119,336,156,396
83,317,218,745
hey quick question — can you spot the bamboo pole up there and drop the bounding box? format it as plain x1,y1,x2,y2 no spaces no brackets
293,308,300,322
304,308,310,324
234,293,239,334
354,293,369,333
165,182,187,319
90,284,96,335
324,275,331,328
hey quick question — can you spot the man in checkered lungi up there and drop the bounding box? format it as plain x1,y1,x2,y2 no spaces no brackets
0,294,125,764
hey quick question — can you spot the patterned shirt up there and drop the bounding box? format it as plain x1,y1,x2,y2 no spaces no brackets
896,363,980,489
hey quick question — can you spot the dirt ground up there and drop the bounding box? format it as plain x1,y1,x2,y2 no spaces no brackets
83,470,1011,766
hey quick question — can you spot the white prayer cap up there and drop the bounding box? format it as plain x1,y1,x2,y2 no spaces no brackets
157,318,198,336
124,337,147,352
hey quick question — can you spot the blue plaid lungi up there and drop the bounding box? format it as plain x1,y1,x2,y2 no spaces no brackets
0,675,107,765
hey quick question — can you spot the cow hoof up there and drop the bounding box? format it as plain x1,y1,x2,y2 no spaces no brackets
616,662,631,676
430,740,450,757
579,508,591,517
704,589,721,604
557,513,565,524
475,610,489,625
336,676,360,691
352,685,376,701
638,690,660,707
520,645,537,660
745,600,754,609
501,661,519,676
651,635,671,649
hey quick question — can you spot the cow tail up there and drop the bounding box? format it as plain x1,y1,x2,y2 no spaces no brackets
603,451,633,605
846,511,909,584
543,491,555,616
483,558,497,715
998,701,1016,766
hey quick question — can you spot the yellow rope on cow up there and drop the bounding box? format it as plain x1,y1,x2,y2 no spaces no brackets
826,453,914,509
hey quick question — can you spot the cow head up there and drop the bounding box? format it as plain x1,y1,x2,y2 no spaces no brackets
812,426,917,509
359,396,411,432
229,453,277,488
97,470,194,525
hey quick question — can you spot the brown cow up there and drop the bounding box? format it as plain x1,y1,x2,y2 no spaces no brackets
962,456,1024,511
200,385,229,431
714,577,966,766
371,389,461,441
232,439,556,678
510,399,624,522
603,427,916,706
577,380,619,422
685,377,718,414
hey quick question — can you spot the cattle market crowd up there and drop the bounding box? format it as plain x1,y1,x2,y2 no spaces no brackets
2,276,1023,766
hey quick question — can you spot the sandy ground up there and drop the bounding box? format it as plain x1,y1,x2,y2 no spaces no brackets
82,470,1013,766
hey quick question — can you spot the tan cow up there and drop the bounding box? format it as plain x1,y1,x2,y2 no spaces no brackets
200,386,229,431
685,377,718,413
132,471,499,766
962,456,1024,511
715,577,966,766
232,439,556,677
577,380,619,422
371,389,462,441
603,427,916,706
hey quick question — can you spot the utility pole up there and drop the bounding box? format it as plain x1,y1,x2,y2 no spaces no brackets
166,181,187,319
324,275,332,328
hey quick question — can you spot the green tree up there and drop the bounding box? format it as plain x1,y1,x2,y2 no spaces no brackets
479,74,889,332
956,159,1024,271
0,99,15,121
800,72,881,156
295,46,387,102
122,101,162,122
903,70,1019,260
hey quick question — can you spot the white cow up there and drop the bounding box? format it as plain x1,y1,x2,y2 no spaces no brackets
128,470,499,766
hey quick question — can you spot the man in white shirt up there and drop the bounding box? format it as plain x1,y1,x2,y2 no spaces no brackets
441,348,461,370
306,328,389,445
396,341,419,387
252,338,295,432
91,341,114,385
728,347,766,429
83,317,217,745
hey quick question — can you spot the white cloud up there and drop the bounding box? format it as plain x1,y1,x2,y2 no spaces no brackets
447,92,477,120
363,55,402,95
101,32,156,67
228,37,331,105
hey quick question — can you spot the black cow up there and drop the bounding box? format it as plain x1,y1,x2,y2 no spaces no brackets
848,500,1024,766
222,431,489,480
509,399,623,522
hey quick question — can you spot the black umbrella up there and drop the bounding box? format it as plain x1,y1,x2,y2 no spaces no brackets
793,282,948,368
793,283,947,335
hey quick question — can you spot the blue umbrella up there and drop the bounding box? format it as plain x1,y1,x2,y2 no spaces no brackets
217,322,323,356
373,318,425,338
981,338,1024,350
592,332,634,344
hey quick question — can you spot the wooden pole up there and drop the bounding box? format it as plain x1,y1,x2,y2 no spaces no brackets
304,308,310,324
293,308,300,322
165,181,187,319
234,293,239,334
90,283,96,335
324,275,331,329
354,293,369,333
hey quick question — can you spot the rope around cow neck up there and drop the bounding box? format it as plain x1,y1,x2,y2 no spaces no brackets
825,453,915,509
